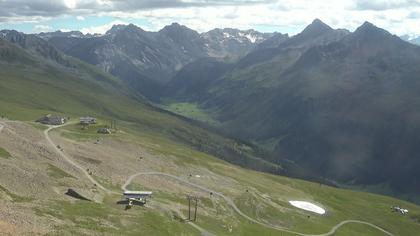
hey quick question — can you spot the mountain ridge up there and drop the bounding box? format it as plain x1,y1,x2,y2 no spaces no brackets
35,22,276,100
163,20,420,203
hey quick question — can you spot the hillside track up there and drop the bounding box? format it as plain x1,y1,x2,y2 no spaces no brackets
0,120,395,236
124,172,395,236
44,122,212,235
44,123,119,195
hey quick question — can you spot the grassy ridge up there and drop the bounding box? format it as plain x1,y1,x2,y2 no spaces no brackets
52,121,420,235
0,37,288,185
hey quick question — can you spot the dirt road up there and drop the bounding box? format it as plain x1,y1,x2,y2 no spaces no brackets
44,123,212,236
44,123,119,195
1,121,394,236
124,172,394,236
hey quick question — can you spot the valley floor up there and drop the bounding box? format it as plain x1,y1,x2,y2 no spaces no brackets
0,118,419,235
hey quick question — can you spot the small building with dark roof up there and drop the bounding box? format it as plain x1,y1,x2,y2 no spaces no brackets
80,116,96,125
36,114,66,125
97,127,111,134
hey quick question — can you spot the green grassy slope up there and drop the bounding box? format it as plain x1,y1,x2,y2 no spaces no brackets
0,37,287,180
0,37,132,120
1,35,420,236
38,121,420,235
162,22,420,203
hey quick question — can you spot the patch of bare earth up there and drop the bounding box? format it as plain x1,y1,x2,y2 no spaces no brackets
0,122,96,234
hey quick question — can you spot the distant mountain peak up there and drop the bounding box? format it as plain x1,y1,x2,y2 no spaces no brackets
106,23,144,35
125,23,144,32
352,21,393,40
300,19,333,37
159,23,201,42
106,24,127,34
312,18,327,25
169,22,181,27
357,21,378,31
202,28,271,44
160,22,195,34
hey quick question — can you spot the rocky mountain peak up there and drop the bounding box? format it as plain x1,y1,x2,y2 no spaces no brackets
300,19,333,37
349,21,398,45
159,22,198,36
354,21,390,36
106,23,144,35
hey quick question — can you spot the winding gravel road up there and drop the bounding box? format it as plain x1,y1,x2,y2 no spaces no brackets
43,123,212,235
0,121,394,236
123,173,394,236
44,123,119,195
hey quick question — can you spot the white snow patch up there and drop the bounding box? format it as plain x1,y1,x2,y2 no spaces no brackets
238,32,259,43
289,201,326,215
223,32,232,38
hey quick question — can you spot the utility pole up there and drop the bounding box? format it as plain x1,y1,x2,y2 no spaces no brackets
193,197,198,222
188,195,191,220
186,195,198,222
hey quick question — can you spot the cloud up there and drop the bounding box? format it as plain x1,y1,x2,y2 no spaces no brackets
407,10,420,18
1,0,420,38
0,1,68,18
0,0,275,22
80,20,128,34
109,0,275,10
353,0,420,11
33,24,52,33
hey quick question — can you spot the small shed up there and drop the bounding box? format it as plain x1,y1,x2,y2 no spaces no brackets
123,191,153,199
36,114,66,125
123,190,153,205
80,116,96,125
97,128,111,134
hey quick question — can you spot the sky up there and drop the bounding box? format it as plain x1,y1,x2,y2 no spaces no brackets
0,0,419,38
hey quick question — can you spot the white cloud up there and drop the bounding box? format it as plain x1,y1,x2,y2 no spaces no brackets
33,24,52,33
353,0,420,10
64,0,78,9
1,0,420,37
80,20,128,34
127,0,420,37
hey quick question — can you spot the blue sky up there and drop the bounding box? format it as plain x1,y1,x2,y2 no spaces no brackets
0,0,419,37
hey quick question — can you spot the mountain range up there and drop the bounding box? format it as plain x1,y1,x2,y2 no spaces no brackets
2,19,420,203
35,23,276,99
164,19,420,202
1,29,306,181
3,16,420,235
